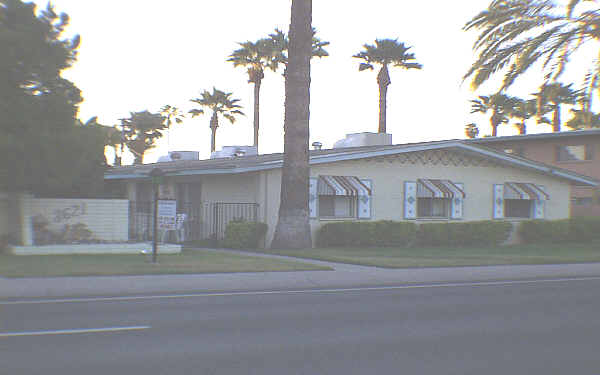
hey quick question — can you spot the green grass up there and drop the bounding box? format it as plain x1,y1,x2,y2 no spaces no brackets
0,249,331,278
259,242,600,268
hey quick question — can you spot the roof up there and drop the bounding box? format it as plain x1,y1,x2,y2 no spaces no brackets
104,140,599,187
468,129,600,144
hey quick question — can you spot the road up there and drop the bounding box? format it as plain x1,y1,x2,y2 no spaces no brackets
2,277,600,375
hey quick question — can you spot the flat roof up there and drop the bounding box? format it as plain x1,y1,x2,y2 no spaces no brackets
104,140,599,187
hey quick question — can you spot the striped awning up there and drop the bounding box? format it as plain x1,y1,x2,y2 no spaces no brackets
416,179,466,199
317,176,371,196
504,182,549,201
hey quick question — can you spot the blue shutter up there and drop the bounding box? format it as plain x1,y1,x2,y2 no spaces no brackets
451,183,464,219
533,185,546,219
358,179,372,219
404,181,417,219
493,184,505,219
309,177,318,218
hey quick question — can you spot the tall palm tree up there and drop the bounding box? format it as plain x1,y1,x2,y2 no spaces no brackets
465,123,480,138
508,97,537,135
470,93,512,136
353,39,422,133
228,39,278,151
121,110,166,165
160,105,185,151
533,82,580,132
270,0,313,250
464,0,600,101
188,88,244,153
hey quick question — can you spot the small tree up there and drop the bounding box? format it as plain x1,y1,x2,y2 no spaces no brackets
470,94,512,137
121,111,166,165
465,123,479,138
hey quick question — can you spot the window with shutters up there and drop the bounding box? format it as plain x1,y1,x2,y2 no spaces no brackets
504,199,533,218
318,196,357,218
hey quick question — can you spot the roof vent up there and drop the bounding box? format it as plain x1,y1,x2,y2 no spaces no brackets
156,151,199,162
312,141,323,150
333,132,392,149
210,145,258,159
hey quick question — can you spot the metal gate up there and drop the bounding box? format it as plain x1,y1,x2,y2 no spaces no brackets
129,201,259,242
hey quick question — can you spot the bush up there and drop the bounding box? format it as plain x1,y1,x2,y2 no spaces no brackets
519,217,600,244
223,221,268,249
316,221,417,248
417,221,513,247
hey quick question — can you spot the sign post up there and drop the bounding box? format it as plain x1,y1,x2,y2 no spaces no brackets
149,168,166,263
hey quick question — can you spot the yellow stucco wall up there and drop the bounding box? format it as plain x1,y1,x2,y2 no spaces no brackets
254,151,572,247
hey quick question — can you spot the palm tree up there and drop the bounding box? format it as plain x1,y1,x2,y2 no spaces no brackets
121,110,166,165
533,82,580,132
270,0,313,250
465,123,480,138
160,105,185,151
470,93,512,136
267,27,330,69
228,39,278,151
566,109,600,129
353,39,422,133
464,0,600,101
188,88,244,153
508,98,536,135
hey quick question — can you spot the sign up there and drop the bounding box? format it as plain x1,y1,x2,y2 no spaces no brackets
157,200,177,230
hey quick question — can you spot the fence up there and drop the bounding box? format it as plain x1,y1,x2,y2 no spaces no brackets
129,201,259,243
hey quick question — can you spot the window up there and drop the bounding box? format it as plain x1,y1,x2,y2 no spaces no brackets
572,197,594,206
318,196,356,218
503,147,524,156
556,145,593,161
417,198,450,218
505,199,532,218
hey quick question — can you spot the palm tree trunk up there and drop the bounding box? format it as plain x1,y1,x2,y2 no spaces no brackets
490,116,498,137
253,79,261,150
553,105,561,132
520,120,526,135
210,112,218,153
271,0,312,249
377,65,391,133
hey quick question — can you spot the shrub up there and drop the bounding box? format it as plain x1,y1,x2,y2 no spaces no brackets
223,221,268,249
519,217,600,244
316,221,417,248
417,221,513,247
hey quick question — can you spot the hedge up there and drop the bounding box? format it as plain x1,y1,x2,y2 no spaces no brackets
519,217,600,244
223,221,268,249
416,221,513,247
316,221,417,248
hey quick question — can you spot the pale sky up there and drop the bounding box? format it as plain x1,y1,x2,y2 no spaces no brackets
33,0,566,163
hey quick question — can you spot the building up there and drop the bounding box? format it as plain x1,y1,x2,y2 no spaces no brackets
470,129,600,217
104,136,597,247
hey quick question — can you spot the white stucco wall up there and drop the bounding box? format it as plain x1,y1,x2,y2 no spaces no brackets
200,173,261,203
22,198,129,244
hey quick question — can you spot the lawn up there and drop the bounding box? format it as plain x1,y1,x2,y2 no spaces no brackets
261,242,600,268
0,249,331,278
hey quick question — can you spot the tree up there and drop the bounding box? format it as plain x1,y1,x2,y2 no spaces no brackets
470,93,512,136
353,39,422,133
267,27,330,68
566,109,600,129
270,0,313,249
228,39,278,151
465,123,480,138
463,0,600,101
0,0,106,197
533,82,580,132
188,88,244,153
160,104,185,151
121,111,166,165
508,97,537,135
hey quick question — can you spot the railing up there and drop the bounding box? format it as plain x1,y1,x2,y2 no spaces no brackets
128,201,259,242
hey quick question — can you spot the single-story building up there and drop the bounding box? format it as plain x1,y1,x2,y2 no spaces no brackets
104,134,598,247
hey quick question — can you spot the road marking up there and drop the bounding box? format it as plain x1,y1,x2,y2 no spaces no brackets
3,276,600,305
0,326,150,337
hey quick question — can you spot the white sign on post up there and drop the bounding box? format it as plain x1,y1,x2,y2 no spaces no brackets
157,200,177,230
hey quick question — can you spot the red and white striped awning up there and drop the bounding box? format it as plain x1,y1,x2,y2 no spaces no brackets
317,176,371,196
417,179,466,199
504,182,549,201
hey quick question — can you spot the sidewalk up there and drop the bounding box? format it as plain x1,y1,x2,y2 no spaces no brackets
2,249,600,300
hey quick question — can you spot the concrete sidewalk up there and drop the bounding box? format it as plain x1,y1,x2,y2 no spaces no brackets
2,249,600,300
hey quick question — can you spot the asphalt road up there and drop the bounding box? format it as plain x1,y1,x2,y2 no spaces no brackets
2,278,600,375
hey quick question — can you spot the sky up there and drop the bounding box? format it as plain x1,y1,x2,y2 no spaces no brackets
32,0,568,163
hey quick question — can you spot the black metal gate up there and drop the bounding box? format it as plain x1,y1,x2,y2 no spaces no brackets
128,201,259,243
